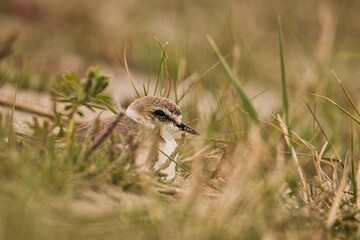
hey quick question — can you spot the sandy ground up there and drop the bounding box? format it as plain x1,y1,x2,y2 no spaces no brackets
0,68,147,123
0,66,279,127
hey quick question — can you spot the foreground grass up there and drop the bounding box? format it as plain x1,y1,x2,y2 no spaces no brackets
1,61,360,240
0,118,323,240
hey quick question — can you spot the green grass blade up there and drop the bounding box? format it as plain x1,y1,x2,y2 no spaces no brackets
278,16,290,127
154,38,170,96
206,35,259,125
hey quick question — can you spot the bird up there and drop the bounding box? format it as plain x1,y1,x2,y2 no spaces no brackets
75,96,199,180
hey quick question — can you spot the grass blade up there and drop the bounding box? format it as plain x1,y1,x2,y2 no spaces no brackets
118,45,141,98
332,70,360,118
177,58,223,104
278,16,290,127
311,93,360,126
206,35,259,125
350,121,357,203
303,98,343,163
94,96,117,114
277,114,309,202
154,38,171,97
326,157,351,229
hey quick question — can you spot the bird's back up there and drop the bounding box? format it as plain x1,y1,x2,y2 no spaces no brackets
75,114,141,152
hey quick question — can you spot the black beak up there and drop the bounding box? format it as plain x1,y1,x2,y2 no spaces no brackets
176,123,200,135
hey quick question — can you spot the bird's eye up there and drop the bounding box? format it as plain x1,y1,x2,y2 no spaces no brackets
154,110,166,118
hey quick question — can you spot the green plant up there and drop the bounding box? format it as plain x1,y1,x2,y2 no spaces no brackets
52,66,116,140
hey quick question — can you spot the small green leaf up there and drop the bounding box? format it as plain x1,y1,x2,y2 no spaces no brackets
64,71,79,83
55,66,115,119
94,76,109,95
76,111,84,117
64,105,73,111
87,66,99,80
57,99,75,103
94,95,112,102
84,76,93,93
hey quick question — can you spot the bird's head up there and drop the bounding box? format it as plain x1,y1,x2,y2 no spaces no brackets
126,96,199,135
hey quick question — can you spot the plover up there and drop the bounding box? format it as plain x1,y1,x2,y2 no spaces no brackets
76,96,199,180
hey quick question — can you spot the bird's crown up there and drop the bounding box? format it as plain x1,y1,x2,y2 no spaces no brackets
126,96,199,135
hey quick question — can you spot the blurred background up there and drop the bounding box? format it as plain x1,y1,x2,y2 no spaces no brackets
1,0,359,99
0,0,359,148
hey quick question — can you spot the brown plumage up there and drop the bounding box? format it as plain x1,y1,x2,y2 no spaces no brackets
129,96,182,117
74,95,199,179
75,113,141,152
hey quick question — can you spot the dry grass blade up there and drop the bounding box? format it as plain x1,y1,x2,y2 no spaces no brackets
158,149,190,173
305,97,343,163
277,114,309,202
180,146,208,163
350,121,357,204
326,157,351,229
311,93,360,126
177,59,222,104
122,44,141,98
332,70,360,118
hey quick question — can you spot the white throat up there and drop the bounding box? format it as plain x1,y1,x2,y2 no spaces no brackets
126,107,178,179
155,127,178,180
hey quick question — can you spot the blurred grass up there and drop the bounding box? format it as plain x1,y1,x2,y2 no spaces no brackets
1,0,360,239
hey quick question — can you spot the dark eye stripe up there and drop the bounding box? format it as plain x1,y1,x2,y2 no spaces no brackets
154,110,167,118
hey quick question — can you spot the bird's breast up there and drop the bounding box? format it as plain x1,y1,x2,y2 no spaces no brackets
155,131,177,179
